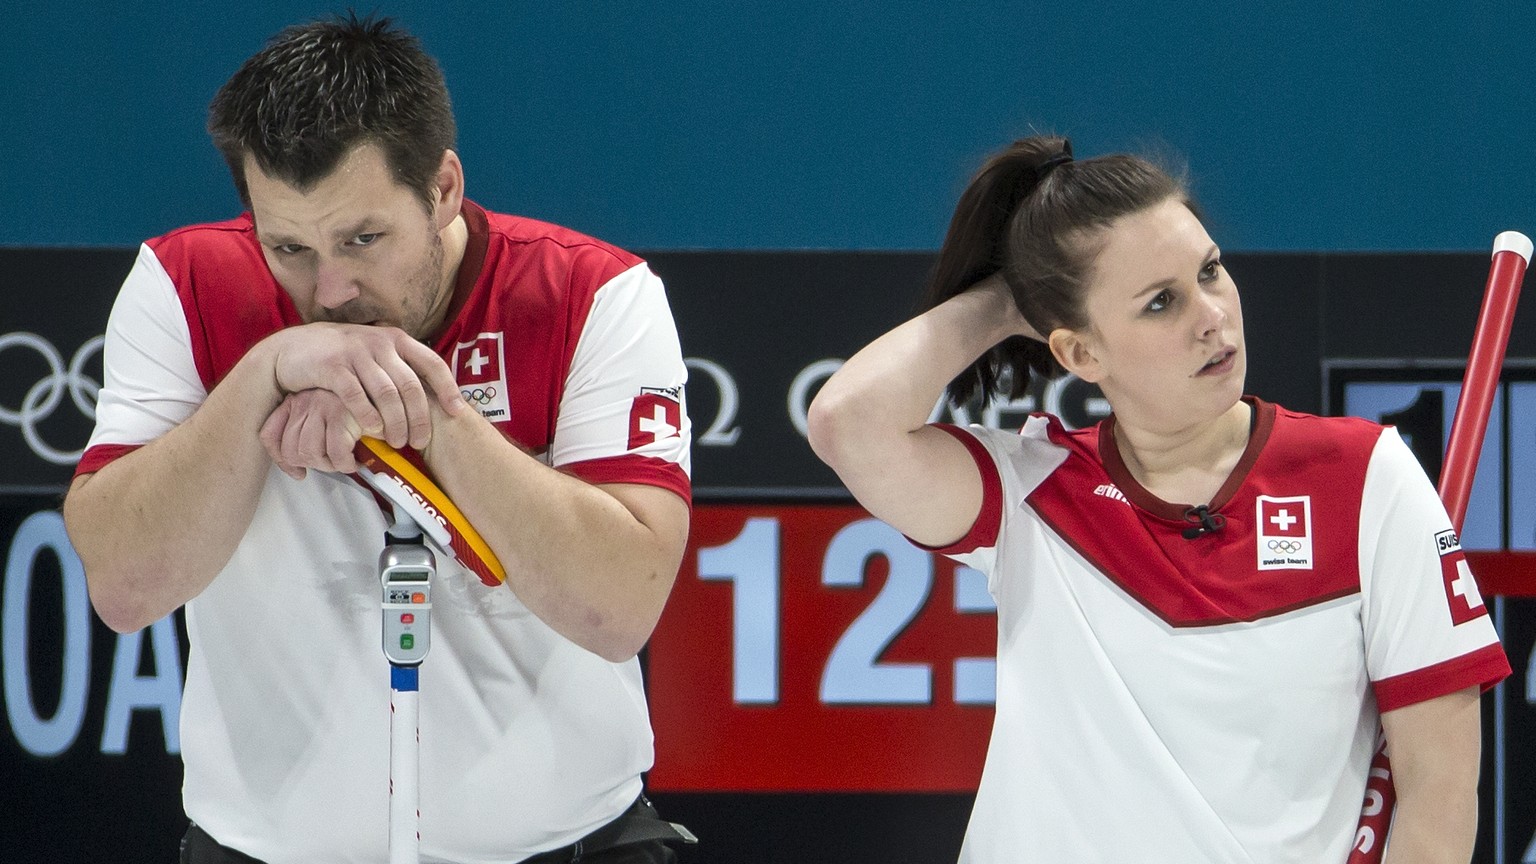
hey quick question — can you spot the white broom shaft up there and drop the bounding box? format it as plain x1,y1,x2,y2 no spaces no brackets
390,677,420,864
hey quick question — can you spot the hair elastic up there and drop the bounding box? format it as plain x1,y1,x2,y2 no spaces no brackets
1035,148,1074,182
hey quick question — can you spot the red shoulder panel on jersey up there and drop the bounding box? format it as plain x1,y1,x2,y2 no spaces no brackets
481,205,644,272
436,202,655,452
149,216,300,390
1028,402,1380,627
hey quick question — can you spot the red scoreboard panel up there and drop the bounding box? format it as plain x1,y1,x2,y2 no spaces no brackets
647,504,999,792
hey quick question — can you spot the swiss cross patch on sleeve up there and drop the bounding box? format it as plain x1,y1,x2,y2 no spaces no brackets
1435,529,1488,625
628,388,682,449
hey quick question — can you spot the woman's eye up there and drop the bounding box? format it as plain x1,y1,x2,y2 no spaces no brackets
351,233,381,246
1147,289,1173,313
275,243,306,255
1200,259,1222,281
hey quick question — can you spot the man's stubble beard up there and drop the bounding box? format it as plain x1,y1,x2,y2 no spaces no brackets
321,228,446,339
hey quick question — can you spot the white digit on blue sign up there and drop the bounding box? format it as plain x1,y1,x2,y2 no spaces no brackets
101,619,183,754
819,518,933,704
698,516,780,704
1343,381,1504,549
2,511,90,757
953,566,997,705
1509,383,1536,551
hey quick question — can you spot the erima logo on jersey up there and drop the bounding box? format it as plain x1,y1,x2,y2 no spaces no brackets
1093,483,1129,504
1436,529,1486,624
452,332,512,423
1256,495,1313,570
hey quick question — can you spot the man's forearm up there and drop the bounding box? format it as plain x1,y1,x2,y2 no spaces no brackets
64,341,283,633
422,408,687,661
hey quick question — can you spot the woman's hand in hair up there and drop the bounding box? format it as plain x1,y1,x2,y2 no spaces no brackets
968,272,1045,343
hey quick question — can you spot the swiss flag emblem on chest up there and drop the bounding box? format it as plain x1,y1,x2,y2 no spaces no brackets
454,335,503,385
451,332,511,423
1257,495,1313,570
1260,498,1308,537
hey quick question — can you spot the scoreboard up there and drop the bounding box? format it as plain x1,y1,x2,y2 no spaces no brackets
649,505,998,791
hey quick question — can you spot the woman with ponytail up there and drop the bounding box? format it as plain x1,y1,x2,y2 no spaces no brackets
807,136,1507,862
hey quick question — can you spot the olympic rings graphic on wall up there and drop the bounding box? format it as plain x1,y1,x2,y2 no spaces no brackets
0,332,104,465
1267,539,1303,555
460,386,498,405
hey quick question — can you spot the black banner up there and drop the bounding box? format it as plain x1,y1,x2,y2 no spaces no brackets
3,247,1536,862
7,249,1536,494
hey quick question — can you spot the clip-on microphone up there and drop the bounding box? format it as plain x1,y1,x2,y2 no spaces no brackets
1181,504,1226,540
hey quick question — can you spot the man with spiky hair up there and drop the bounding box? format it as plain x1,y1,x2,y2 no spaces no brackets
64,15,694,863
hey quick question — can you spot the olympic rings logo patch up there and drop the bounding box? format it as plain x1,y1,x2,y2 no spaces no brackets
460,386,498,405
1256,494,1313,570
1,331,104,465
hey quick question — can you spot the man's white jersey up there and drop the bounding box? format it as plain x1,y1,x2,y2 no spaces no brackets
78,201,690,863
933,399,1508,863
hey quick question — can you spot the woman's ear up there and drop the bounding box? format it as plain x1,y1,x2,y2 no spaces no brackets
1049,328,1104,383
